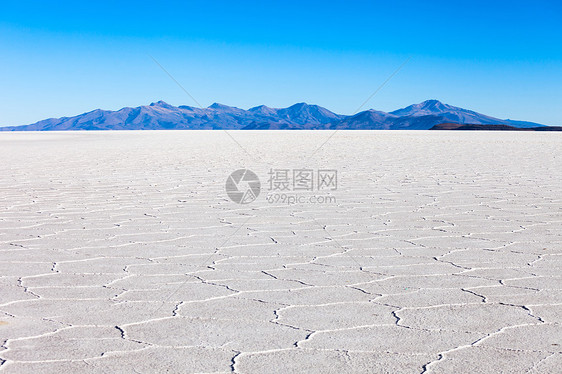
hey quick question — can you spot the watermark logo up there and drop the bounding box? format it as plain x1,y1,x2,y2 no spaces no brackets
225,169,261,204
226,168,337,205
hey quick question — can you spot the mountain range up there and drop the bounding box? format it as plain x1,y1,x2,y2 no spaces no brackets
0,100,546,131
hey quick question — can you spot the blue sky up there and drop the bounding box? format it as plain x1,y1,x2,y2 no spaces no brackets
1,0,561,126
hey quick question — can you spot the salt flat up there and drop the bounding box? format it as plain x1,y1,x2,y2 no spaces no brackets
0,130,560,373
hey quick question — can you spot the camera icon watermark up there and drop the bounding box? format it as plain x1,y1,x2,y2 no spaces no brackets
225,169,261,204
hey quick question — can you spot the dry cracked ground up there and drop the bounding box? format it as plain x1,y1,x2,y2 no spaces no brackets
0,131,561,373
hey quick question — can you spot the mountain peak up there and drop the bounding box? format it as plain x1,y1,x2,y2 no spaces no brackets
208,103,247,115
390,99,451,116
149,100,175,109
287,102,311,110
418,99,449,111
248,105,277,115
249,104,271,111
209,102,231,110
419,99,443,106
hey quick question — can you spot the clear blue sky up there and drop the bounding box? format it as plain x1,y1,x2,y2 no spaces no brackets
1,0,561,126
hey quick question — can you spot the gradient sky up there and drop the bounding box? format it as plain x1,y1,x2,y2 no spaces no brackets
1,0,561,127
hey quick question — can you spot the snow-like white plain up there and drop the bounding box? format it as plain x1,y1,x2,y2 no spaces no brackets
0,131,560,373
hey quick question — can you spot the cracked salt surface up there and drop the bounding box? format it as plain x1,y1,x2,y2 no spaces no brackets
0,131,561,373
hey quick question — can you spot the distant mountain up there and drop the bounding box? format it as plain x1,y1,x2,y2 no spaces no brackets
0,100,546,131
388,99,544,128
330,110,397,130
275,103,344,125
